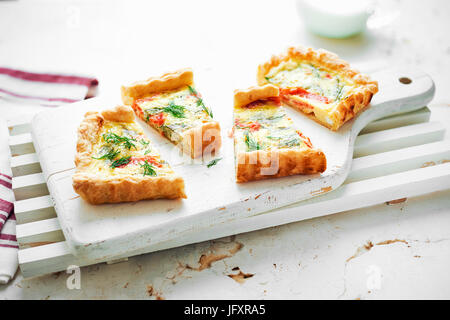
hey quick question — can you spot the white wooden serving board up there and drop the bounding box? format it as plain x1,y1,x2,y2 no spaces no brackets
25,67,435,262
11,105,450,277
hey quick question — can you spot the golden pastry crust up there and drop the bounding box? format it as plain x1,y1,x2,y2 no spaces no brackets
257,46,379,131
233,84,279,108
235,148,327,183
233,85,327,183
72,105,186,205
122,68,221,158
121,68,194,106
180,121,222,159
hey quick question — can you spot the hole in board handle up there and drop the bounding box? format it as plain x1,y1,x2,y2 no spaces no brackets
399,77,412,84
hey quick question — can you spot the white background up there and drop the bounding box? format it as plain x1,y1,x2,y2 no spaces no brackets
1,0,450,299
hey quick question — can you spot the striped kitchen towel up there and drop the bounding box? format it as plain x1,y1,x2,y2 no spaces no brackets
0,67,98,106
0,118,17,285
0,68,98,284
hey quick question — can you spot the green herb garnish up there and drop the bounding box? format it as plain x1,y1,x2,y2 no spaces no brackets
309,64,321,78
188,85,213,118
164,102,186,118
244,130,261,151
140,140,149,146
110,156,131,168
334,79,344,101
103,133,136,150
206,157,222,168
140,160,156,176
92,148,120,160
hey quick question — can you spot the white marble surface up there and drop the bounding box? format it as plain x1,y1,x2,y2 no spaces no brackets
1,0,450,299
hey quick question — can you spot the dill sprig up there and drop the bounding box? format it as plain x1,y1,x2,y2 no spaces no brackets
103,133,136,150
92,148,120,160
206,157,222,168
188,85,213,118
334,78,344,101
163,102,186,118
140,160,157,176
244,130,261,152
110,156,131,168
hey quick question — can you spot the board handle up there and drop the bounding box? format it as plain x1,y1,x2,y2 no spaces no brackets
352,67,435,135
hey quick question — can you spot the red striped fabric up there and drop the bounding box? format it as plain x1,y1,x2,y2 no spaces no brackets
0,244,19,249
0,67,98,106
0,173,11,180
0,178,12,189
0,67,98,87
0,198,13,212
0,68,99,283
0,233,16,241
0,87,79,104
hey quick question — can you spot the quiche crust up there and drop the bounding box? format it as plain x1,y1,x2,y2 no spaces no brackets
236,148,326,183
121,68,194,106
257,46,379,131
121,68,221,158
73,105,186,205
233,86,326,183
234,84,279,108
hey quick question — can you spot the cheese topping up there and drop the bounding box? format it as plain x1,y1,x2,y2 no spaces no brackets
133,85,214,144
234,98,312,154
265,58,355,110
87,121,174,177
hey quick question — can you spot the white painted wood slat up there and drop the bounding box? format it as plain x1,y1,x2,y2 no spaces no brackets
360,106,430,134
15,195,56,224
15,217,64,248
10,106,450,278
9,132,35,156
347,140,450,183
10,153,41,177
17,162,450,277
354,121,445,157
12,172,48,201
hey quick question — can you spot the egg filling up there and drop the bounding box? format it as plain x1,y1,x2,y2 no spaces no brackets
132,85,214,144
87,120,174,177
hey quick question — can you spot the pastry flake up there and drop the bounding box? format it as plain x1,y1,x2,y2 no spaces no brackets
121,68,221,158
233,84,326,183
257,46,379,131
73,105,186,204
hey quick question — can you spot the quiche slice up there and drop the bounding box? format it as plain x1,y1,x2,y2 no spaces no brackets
121,68,221,158
233,84,327,183
257,46,379,131
73,105,186,204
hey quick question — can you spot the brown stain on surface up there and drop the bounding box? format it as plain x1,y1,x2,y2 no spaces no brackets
386,198,407,205
421,161,436,168
25,241,56,248
311,186,332,196
346,241,374,262
146,285,164,300
376,239,409,246
347,239,409,262
196,242,243,271
227,267,254,284
183,239,244,272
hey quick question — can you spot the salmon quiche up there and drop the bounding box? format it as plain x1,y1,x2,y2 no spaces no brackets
121,68,221,158
73,105,186,204
257,46,379,131
233,84,327,183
